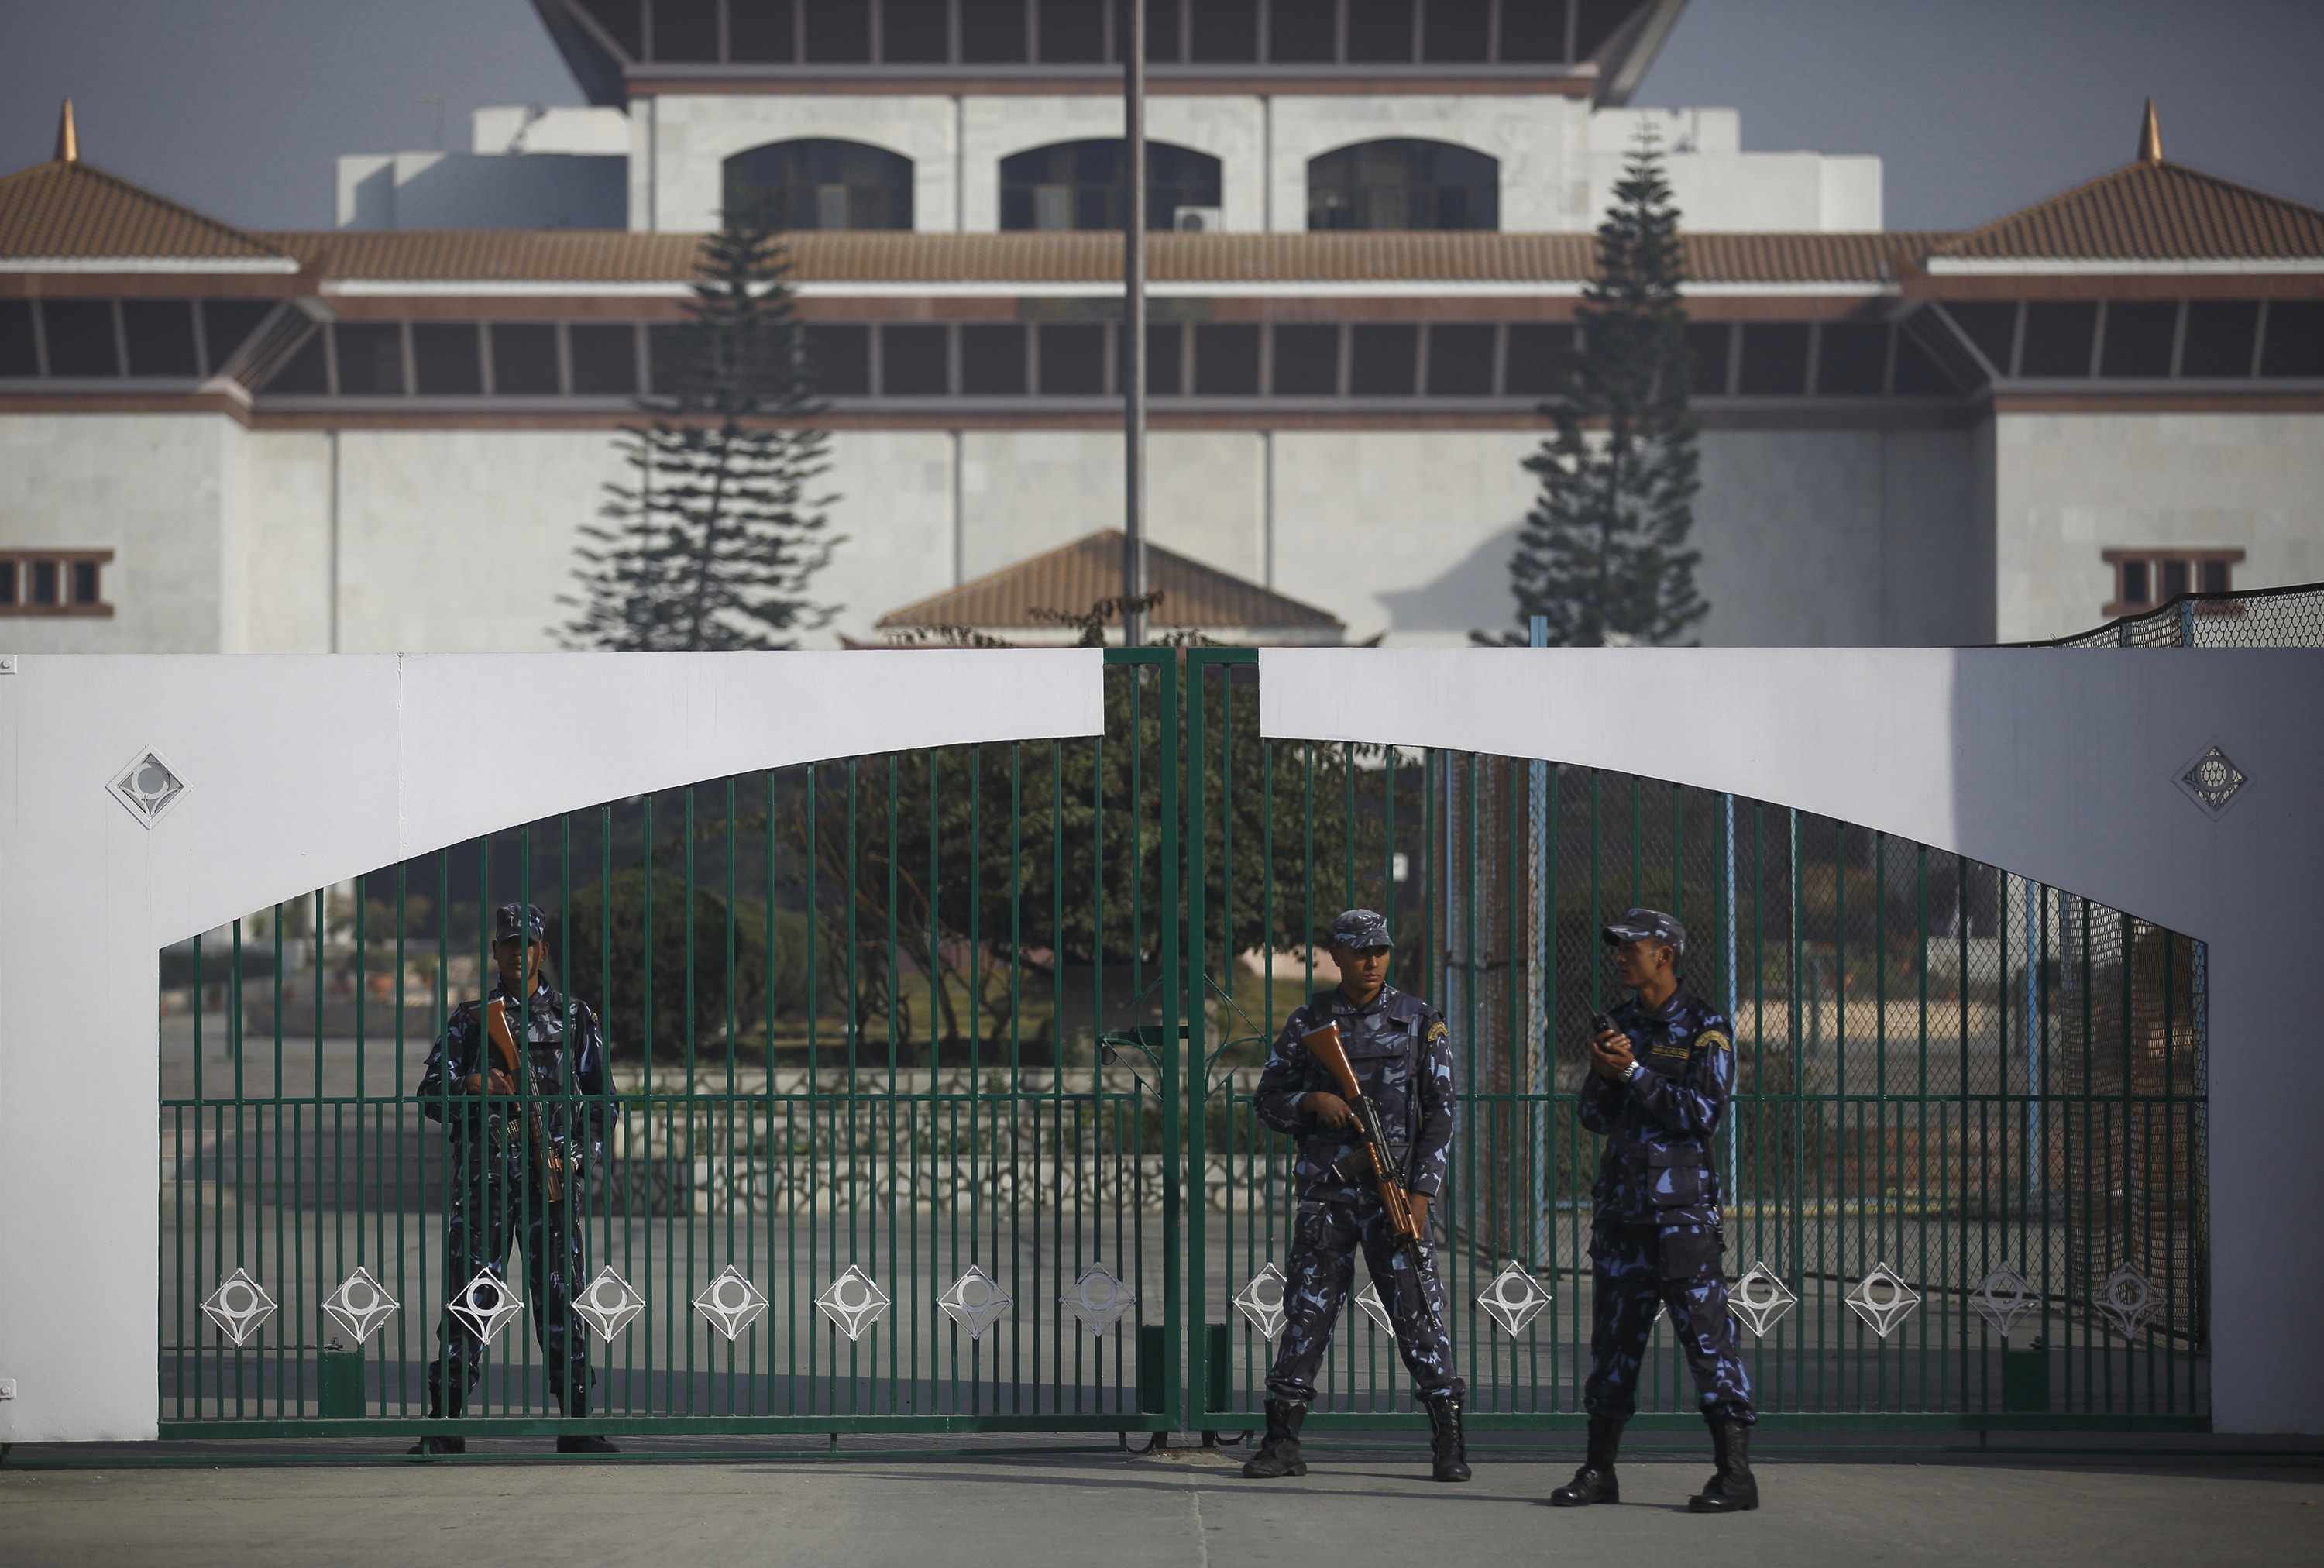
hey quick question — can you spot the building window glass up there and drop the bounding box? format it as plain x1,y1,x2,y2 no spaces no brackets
122,300,199,377
1425,322,1495,394
1039,0,1104,61
580,0,645,57
881,324,950,394
1504,323,1573,395
725,139,915,230
1269,0,1337,61
0,300,38,376
1193,324,1260,394
2260,300,2324,377
960,0,1028,62
1941,301,2016,377
1121,322,1184,394
1307,139,1497,231
2099,301,2176,378
2103,548,2243,617
1346,0,1415,61
1573,0,1634,58
1684,322,1731,396
42,301,120,377
959,324,1026,394
490,324,562,395
1423,0,1491,61
1036,323,1106,394
1498,0,1569,60
1270,324,1340,394
1190,0,1257,61
335,323,407,394
803,0,874,60
200,301,276,375
0,550,113,617
2018,301,2097,377
1349,323,1418,394
569,324,640,394
1737,322,1810,395
412,323,483,394
803,324,871,394
651,0,721,60
265,328,330,394
2180,300,2258,377
999,140,1222,232
731,0,799,60
1815,322,1888,396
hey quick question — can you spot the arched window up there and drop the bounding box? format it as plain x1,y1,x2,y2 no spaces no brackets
1306,139,1500,232
723,139,914,231
999,140,1222,232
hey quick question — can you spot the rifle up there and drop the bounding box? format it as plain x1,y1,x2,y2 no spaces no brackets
486,999,566,1205
1301,1021,1442,1332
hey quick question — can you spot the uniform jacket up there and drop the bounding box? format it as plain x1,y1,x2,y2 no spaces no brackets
1253,983,1456,1202
1578,985,1735,1226
416,977,611,1171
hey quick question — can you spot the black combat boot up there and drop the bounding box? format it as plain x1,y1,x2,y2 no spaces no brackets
555,1382,620,1455
1686,1418,1758,1513
1241,1399,1308,1478
1424,1394,1471,1483
1548,1415,1623,1505
407,1434,466,1456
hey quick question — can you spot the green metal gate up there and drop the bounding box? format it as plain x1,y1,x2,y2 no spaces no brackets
160,647,2206,1439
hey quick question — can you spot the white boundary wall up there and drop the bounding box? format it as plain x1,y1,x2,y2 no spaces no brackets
0,649,1103,1443
1259,645,2324,1436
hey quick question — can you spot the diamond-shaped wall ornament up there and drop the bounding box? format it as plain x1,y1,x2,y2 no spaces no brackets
201,1267,277,1347
816,1264,891,1343
1354,1279,1395,1338
447,1268,527,1345
937,1264,1013,1340
1844,1263,1921,1338
2097,1264,2160,1341
1231,1264,1289,1340
321,1265,399,1346
1725,1262,1797,1338
572,1266,645,1342
2177,744,2248,817
108,746,187,828
1061,1261,1136,1337
694,1264,768,1342
1969,1264,2041,1339
1476,1261,1553,1337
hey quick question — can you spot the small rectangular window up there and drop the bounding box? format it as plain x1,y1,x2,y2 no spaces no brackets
1684,322,1731,395
1423,0,1490,61
42,301,120,377
2119,559,2150,607
882,0,948,60
960,324,1026,394
2260,299,2324,377
1347,0,1415,62
2200,559,2229,593
31,562,58,606
803,324,871,394
199,300,275,373
122,300,199,377
731,0,798,60
1737,322,1810,395
1145,0,1183,61
490,323,561,394
1349,324,1418,394
1891,328,1956,395
579,0,645,56
882,323,949,394
2099,301,2176,378
265,328,329,394
1038,0,1104,60
804,0,873,60
2179,300,2258,377
0,300,36,376
1498,0,1566,60
1190,0,1257,60
2018,301,2097,377
1814,322,1887,396
2160,559,2188,601
1270,324,1340,394
960,0,1027,60
569,324,640,394
0,561,15,603
1573,0,1631,57
1270,0,1336,60
1193,324,1260,394
335,323,407,394
653,0,722,60
70,559,99,605
1425,323,1495,394
1119,323,1184,394
412,323,483,394
1504,323,1573,395
1942,302,2016,377
1037,323,1105,394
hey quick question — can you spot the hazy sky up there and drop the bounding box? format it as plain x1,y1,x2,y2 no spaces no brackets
3,0,2319,232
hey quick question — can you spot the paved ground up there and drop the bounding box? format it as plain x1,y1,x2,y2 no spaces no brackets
5,1437,2319,1568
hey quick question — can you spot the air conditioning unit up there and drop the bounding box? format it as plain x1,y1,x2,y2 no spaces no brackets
1173,206,1224,233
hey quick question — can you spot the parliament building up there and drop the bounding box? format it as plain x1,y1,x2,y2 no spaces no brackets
2,0,2319,653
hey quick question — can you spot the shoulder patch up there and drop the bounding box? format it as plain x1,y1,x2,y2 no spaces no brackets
1427,1020,1448,1043
1698,1030,1732,1053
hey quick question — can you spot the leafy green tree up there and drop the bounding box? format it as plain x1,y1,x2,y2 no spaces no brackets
1484,124,1707,646
562,213,840,649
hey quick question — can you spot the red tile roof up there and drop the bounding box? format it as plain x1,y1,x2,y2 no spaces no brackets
0,158,290,263
878,530,1342,633
1934,159,2324,262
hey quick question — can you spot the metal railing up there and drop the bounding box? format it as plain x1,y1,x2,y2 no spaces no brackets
2023,579,2324,648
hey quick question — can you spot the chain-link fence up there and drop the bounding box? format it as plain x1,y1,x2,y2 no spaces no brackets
2025,581,2324,648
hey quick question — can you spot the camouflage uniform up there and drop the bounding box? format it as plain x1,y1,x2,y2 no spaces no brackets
415,916,610,1420
1252,978,1463,1405
1578,984,1755,1426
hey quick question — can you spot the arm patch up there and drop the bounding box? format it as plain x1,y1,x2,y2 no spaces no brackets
1698,1030,1732,1053
1427,1020,1448,1043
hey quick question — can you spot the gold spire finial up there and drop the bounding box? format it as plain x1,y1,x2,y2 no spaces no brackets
55,98,77,163
2137,98,2162,165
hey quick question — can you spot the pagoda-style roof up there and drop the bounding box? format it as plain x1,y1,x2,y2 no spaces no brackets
877,530,1342,645
0,105,294,271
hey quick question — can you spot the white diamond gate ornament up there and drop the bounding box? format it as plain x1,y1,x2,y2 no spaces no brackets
1354,1280,1394,1338
1844,1264,1921,1338
937,1264,1013,1340
572,1267,646,1342
2098,1265,2160,1340
447,1270,526,1345
321,1267,399,1346
1476,1262,1553,1336
1232,1264,1288,1340
201,1268,277,1347
695,1265,769,1342
1969,1265,2041,1339
1725,1263,1796,1338
816,1265,891,1343
1062,1262,1135,1336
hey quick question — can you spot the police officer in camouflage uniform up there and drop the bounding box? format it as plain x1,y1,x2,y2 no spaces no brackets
1243,909,1468,1484
410,903,615,1456
1551,909,1758,1513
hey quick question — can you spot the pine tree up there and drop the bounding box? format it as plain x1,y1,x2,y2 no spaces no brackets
1484,124,1707,646
562,216,840,650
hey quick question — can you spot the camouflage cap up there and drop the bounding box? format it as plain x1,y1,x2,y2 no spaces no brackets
493,902,547,944
1601,906,1686,956
1330,908,1392,951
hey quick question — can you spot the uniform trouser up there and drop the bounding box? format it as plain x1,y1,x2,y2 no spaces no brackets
428,1130,591,1417
1583,1219,1755,1425
1265,1194,1465,1405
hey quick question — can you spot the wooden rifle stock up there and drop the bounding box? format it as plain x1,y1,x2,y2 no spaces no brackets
1302,1021,1440,1329
486,999,565,1204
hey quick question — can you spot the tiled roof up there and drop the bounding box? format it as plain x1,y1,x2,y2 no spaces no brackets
263,229,1945,287
878,530,1342,631
0,158,290,263
1934,159,2324,261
